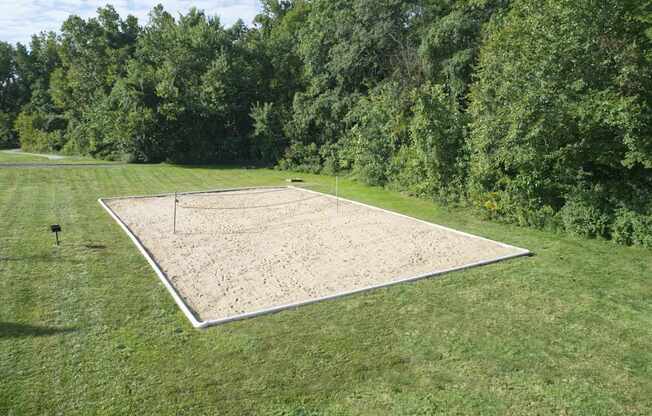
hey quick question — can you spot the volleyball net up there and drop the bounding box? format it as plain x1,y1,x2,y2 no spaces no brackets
170,182,342,234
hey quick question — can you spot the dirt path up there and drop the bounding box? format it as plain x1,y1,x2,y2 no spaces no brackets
104,187,529,324
1,149,69,160
0,163,125,168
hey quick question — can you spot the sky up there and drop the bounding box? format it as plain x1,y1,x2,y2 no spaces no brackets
0,1,262,45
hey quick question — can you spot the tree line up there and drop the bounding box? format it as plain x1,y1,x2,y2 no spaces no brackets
1,0,651,247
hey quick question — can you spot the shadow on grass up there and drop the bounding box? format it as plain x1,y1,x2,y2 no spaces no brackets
0,322,77,339
168,162,273,170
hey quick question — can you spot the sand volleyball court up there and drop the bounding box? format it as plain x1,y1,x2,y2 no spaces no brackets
100,186,529,328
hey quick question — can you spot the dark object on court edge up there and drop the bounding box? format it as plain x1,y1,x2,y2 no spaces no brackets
286,178,303,183
50,224,62,246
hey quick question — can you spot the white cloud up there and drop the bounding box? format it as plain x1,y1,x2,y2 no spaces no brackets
0,1,262,45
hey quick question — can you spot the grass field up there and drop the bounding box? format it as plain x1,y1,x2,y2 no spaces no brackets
1,163,651,415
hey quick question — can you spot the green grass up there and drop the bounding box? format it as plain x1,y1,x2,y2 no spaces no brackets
1,164,651,415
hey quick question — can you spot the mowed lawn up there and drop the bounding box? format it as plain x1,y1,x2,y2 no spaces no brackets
1,163,651,415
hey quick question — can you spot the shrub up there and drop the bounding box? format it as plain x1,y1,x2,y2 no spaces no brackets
387,144,434,197
14,112,48,152
277,142,322,173
560,193,612,239
0,112,18,149
250,102,286,164
342,83,407,186
613,209,652,248
319,142,341,175
401,83,468,201
468,0,652,234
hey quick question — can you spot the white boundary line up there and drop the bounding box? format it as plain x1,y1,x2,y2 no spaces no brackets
288,186,529,251
98,186,531,329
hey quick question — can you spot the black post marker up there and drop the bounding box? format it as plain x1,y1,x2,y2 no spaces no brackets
50,224,61,246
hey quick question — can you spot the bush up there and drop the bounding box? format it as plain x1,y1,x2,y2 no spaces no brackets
14,112,47,152
613,209,652,248
341,82,408,186
319,142,341,175
250,102,286,164
277,142,322,173
0,112,18,149
560,193,612,239
387,144,434,197
468,0,652,235
400,83,468,201
13,111,67,153
473,187,559,230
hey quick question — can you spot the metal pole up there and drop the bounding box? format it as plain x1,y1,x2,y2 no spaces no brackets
173,192,177,234
55,232,59,246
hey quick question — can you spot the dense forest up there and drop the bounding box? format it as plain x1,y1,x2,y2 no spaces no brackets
1,0,651,246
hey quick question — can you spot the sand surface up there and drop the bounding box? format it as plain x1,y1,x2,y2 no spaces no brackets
105,187,528,322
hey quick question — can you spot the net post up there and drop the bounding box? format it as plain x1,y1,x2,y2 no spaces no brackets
173,192,177,234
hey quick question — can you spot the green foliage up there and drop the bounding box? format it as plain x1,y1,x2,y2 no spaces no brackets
0,112,17,148
419,0,510,105
560,191,612,239
0,42,19,114
277,142,322,173
53,6,142,158
287,88,359,155
337,81,468,199
613,208,652,248
119,7,262,162
250,102,286,163
0,42,22,148
342,82,408,185
254,0,309,106
401,83,467,199
281,0,430,173
318,141,342,175
468,0,652,244
14,111,64,152
1,0,651,247
62,80,157,161
297,0,424,91
13,112,39,150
